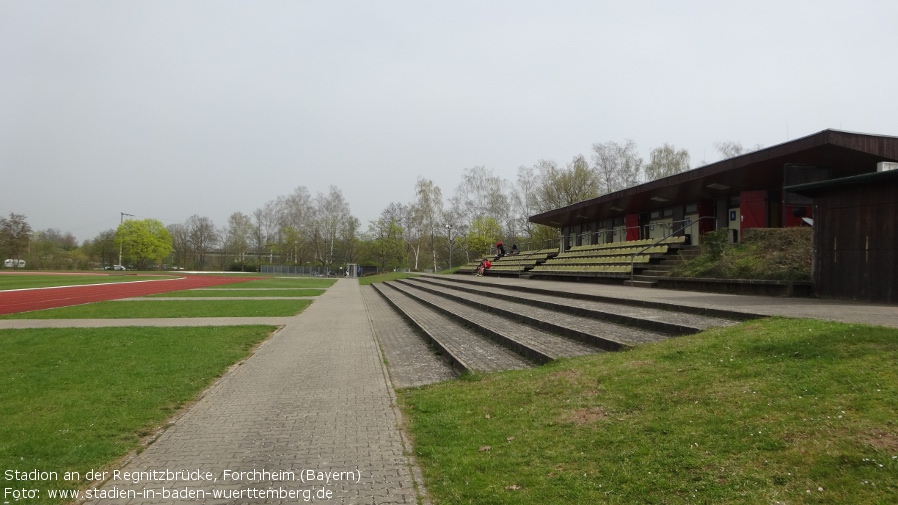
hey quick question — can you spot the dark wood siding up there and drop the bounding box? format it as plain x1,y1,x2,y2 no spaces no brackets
813,178,898,302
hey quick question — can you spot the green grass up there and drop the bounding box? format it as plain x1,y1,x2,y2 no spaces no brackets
146,289,325,297
0,300,312,318
0,325,275,505
673,228,813,281
400,318,898,504
358,272,420,285
232,277,337,289
0,274,177,290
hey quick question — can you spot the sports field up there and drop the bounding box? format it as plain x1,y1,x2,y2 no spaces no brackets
0,273,332,505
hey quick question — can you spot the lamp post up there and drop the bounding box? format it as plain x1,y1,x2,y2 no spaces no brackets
445,224,453,269
118,212,134,267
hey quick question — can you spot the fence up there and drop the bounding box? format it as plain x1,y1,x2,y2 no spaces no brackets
260,265,335,277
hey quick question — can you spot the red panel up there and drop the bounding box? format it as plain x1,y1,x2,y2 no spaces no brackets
625,214,640,241
783,205,813,228
740,190,767,233
697,199,715,235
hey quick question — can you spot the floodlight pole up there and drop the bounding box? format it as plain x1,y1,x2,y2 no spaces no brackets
446,224,453,268
118,212,134,266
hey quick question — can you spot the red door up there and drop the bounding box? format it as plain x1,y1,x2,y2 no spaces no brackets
625,214,640,241
740,190,767,235
697,199,715,236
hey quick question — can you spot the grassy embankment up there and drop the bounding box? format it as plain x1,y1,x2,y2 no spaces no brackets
400,317,898,504
672,227,813,281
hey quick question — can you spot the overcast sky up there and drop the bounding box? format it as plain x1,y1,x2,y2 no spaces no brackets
2,1,896,242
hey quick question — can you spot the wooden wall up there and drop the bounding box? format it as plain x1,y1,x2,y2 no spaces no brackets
813,178,898,302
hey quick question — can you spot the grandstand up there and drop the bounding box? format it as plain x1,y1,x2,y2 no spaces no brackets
456,236,688,282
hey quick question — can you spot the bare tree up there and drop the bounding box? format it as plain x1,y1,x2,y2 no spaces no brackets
452,166,511,259
280,187,314,264
311,186,352,268
714,140,763,160
411,178,444,272
167,223,190,269
454,166,509,224
510,164,541,241
591,140,643,193
84,229,118,268
186,215,219,270
537,155,601,210
251,200,280,263
224,212,253,266
367,202,407,271
339,215,361,265
644,143,691,181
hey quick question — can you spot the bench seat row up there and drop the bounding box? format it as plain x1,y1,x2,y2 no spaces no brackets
567,235,686,252
530,264,633,275
555,244,669,259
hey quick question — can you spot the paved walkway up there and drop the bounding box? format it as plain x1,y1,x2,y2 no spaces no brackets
77,279,423,504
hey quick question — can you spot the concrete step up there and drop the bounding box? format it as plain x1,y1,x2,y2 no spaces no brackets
632,274,665,281
359,285,457,387
388,281,608,358
623,279,659,288
398,279,677,347
413,276,742,333
421,274,755,324
372,283,532,373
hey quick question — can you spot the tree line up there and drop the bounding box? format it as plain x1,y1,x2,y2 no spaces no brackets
1,140,759,272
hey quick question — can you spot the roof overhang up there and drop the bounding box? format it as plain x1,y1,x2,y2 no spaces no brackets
785,166,898,197
530,129,898,228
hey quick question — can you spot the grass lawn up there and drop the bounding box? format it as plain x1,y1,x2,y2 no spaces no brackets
229,277,337,289
0,325,275,505
146,289,325,297
0,274,177,290
0,299,312,318
400,318,898,504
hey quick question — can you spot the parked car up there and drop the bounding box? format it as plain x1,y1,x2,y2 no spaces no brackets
3,259,25,268
113,265,126,271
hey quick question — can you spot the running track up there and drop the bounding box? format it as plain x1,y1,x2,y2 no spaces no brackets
0,275,260,315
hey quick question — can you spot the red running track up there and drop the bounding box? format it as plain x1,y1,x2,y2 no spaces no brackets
0,275,261,315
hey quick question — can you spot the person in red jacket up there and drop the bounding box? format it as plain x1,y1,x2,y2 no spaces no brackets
495,241,506,259
476,258,492,276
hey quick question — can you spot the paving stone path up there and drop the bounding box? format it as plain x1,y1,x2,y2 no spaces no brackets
359,285,455,388
79,279,424,505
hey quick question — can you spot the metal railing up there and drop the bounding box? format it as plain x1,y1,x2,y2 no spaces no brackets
566,226,640,250
520,238,562,252
628,216,717,285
